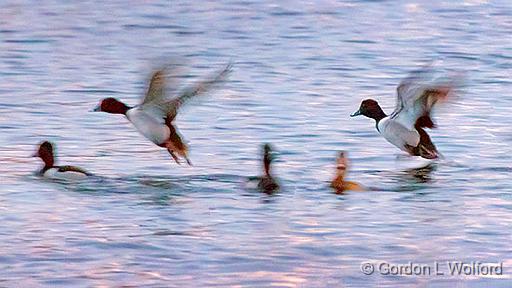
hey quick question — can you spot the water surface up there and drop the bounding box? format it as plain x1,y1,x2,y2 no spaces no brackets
1,1,511,287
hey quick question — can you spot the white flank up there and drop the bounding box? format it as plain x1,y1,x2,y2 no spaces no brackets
378,117,420,152
43,168,88,180
126,108,171,145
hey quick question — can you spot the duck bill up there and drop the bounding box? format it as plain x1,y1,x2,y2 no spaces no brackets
350,109,362,117
31,152,39,157
91,104,101,112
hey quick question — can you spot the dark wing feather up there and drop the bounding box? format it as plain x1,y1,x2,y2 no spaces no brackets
414,87,451,129
141,69,166,106
57,165,91,175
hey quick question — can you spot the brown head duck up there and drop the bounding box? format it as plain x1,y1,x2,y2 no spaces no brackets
351,65,456,159
33,141,91,180
331,151,365,194
257,143,279,194
92,63,231,165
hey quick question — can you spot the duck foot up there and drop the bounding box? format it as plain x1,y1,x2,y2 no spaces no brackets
184,156,192,166
167,149,181,165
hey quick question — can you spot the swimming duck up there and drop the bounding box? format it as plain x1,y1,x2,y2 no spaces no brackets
33,141,91,180
92,63,231,165
256,143,279,194
350,66,455,159
330,151,365,194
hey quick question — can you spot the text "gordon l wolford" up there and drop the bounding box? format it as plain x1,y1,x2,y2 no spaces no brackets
365,261,504,276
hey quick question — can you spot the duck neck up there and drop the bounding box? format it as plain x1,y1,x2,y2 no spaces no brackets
263,155,271,177
113,104,130,115
39,158,54,175
371,108,387,123
40,165,52,175
40,152,55,173
334,167,347,183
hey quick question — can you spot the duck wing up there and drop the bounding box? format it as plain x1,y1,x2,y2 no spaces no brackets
141,69,167,106
390,66,453,131
140,63,232,122
57,165,91,176
164,62,232,121
138,64,182,122
140,60,185,106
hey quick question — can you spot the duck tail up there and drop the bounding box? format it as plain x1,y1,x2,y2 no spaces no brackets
416,115,435,129
414,125,440,160
418,146,439,160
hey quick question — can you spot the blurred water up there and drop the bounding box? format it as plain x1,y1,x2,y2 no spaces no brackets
1,0,511,287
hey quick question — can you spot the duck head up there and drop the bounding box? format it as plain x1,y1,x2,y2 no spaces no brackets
351,99,387,121
92,98,130,115
262,143,275,176
33,141,55,169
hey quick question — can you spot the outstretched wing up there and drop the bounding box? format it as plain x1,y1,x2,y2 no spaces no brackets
140,62,232,122
141,69,166,106
390,64,435,120
140,63,184,107
164,62,232,121
390,65,454,130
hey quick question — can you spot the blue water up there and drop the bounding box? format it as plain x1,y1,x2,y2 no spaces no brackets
1,1,511,287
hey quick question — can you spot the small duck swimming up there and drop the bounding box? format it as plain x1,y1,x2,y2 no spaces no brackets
330,151,365,194
254,143,279,194
351,65,455,159
93,63,231,165
33,141,91,180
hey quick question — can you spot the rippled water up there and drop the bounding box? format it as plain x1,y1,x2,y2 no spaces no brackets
1,1,511,287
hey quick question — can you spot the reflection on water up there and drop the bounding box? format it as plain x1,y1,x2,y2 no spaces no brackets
1,0,512,287
405,163,437,183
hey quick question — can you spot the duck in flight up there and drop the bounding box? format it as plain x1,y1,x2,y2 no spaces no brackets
330,151,365,194
92,63,231,165
33,141,91,180
350,65,456,159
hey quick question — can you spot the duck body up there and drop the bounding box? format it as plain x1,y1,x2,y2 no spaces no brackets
41,166,90,180
126,107,171,146
377,115,439,159
34,141,91,180
331,177,365,194
377,117,421,154
351,65,455,160
258,175,279,193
